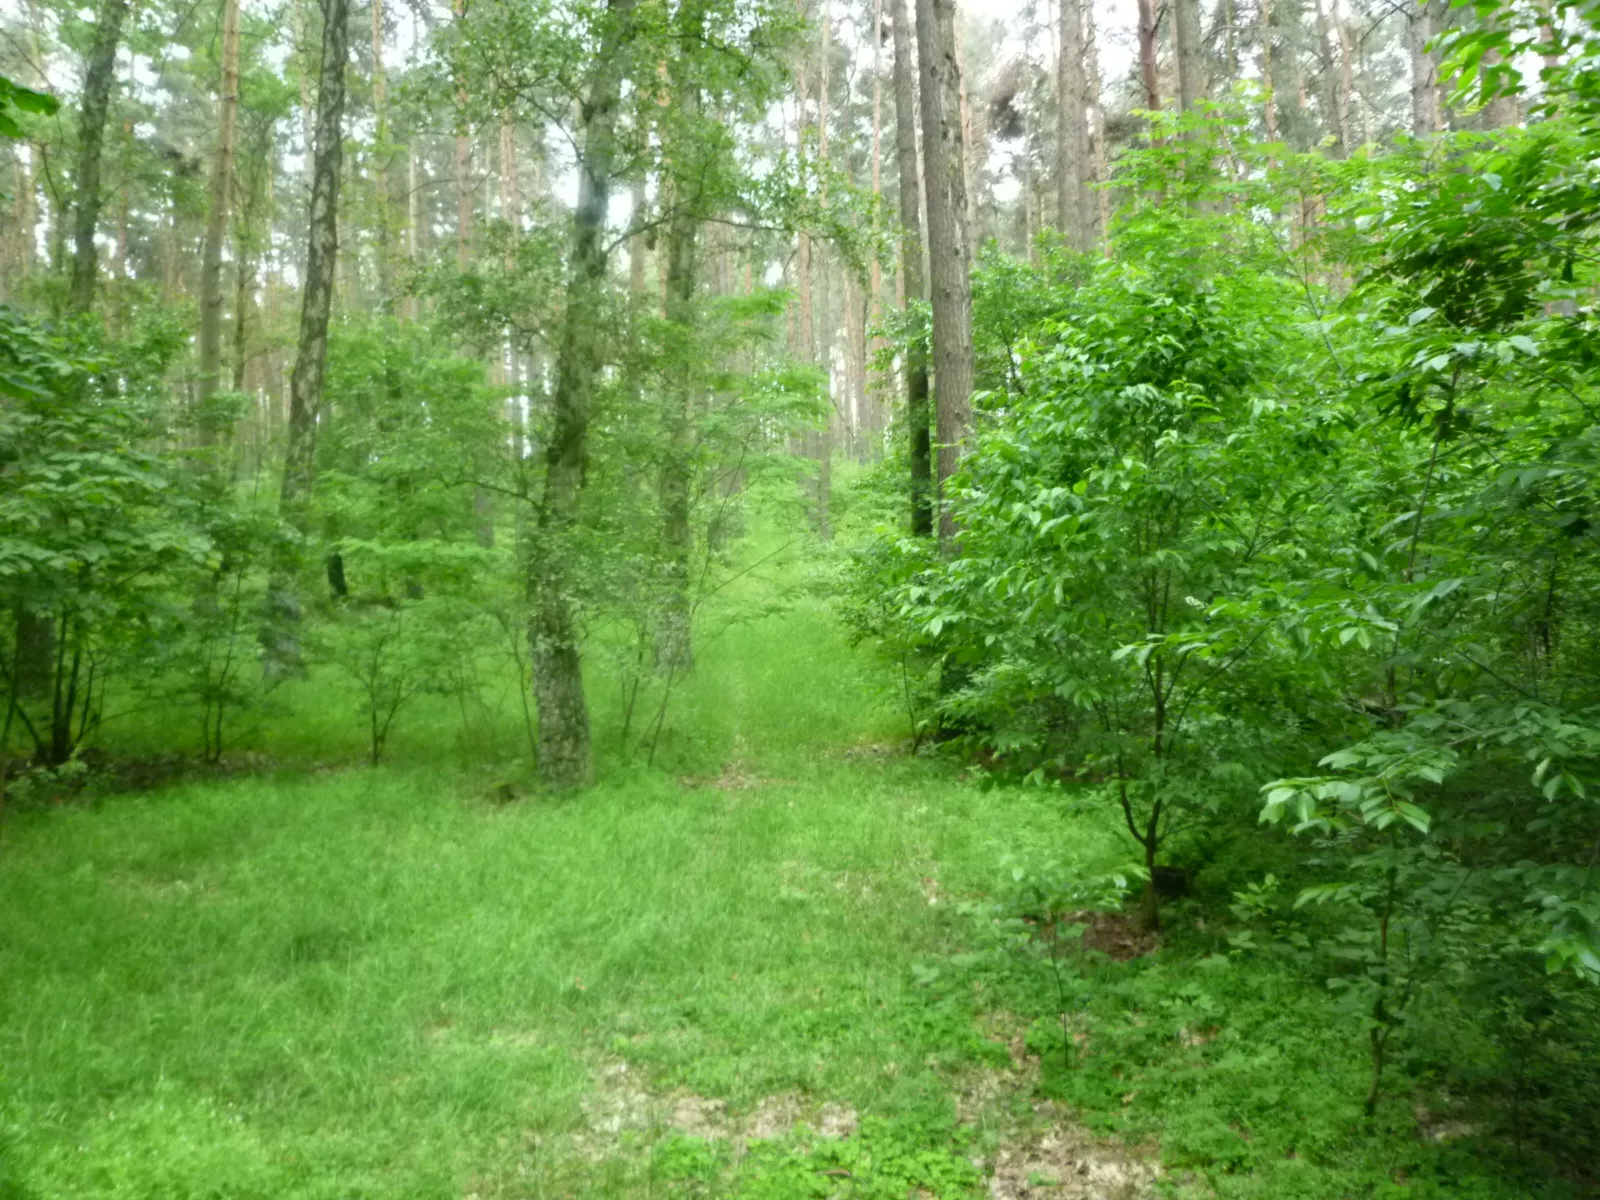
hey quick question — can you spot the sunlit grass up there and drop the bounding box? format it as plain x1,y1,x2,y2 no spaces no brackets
0,576,1119,1197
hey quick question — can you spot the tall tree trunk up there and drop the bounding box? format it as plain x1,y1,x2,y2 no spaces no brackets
198,0,243,434
1086,0,1107,243
529,0,637,789
816,0,833,539
1136,0,1161,112
1173,0,1204,116
1408,0,1441,137
1312,0,1344,155
266,0,350,673
1260,0,1277,139
68,0,130,315
1056,0,1087,248
890,0,932,536
655,0,705,674
914,0,973,545
453,0,473,267
371,0,396,308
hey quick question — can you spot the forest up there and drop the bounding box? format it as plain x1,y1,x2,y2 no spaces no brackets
2,0,1600,1192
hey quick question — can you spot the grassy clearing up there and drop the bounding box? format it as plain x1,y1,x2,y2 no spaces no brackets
0,561,1583,1198
0,592,1128,1198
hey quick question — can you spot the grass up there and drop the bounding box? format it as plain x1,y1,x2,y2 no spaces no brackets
1,543,1590,1198
0,582,1127,1198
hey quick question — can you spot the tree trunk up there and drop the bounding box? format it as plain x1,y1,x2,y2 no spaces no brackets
529,0,638,789
68,0,131,315
1173,0,1204,116
1056,0,1087,248
1312,0,1344,156
198,0,243,433
1260,0,1277,139
656,3,704,675
1136,0,1160,112
453,0,473,268
890,0,932,537
1408,0,1441,137
371,0,396,309
914,0,973,546
266,0,350,673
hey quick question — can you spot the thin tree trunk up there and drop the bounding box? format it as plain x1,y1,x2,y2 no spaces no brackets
656,0,704,674
1174,0,1204,116
266,0,350,673
1408,0,1441,137
1056,0,1087,248
529,0,638,789
198,0,243,432
915,0,973,545
454,0,472,266
1260,0,1277,139
371,0,395,308
68,0,130,315
1313,0,1344,155
1136,0,1160,112
890,0,932,536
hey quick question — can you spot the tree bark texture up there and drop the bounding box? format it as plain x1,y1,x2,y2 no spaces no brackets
68,0,131,315
1056,0,1088,249
198,0,243,429
529,0,638,789
1174,0,1205,116
914,0,973,545
266,0,350,673
890,0,932,536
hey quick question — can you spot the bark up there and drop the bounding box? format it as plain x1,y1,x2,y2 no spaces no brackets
914,0,973,545
198,0,243,431
529,0,637,789
371,0,396,308
1260,0,1277,139
1408,0,1441,137
1173,0,1205,116
265,0,350,673
1482,46,1520,128
656,1,704,673
453,0,472,266
68,0,131,315
890,0,932,536
1055,0,1088,249
1135,0,1160,111
1312,0,1344,156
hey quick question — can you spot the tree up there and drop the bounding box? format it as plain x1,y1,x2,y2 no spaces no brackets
197,0,242,428
890,0,932,536
266,0,351,672
913,0,972,544
67,0,130,314
529,0,639,789
1056,0,1088,248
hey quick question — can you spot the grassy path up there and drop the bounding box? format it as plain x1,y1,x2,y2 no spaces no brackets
0,597,1139,1198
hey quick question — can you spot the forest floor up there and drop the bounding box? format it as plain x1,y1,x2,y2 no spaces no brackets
0,547,1566,1198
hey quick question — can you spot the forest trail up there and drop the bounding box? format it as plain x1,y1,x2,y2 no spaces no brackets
0,585,1153,1198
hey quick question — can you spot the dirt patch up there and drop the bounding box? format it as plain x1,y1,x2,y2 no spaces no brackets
988,1123,1160,1199
1071,910,1158,962
573,1059,859,1161
957,1013,1161,1199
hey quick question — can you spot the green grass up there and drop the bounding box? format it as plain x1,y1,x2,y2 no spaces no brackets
1,550,1587,1198
0,588,1121,1198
